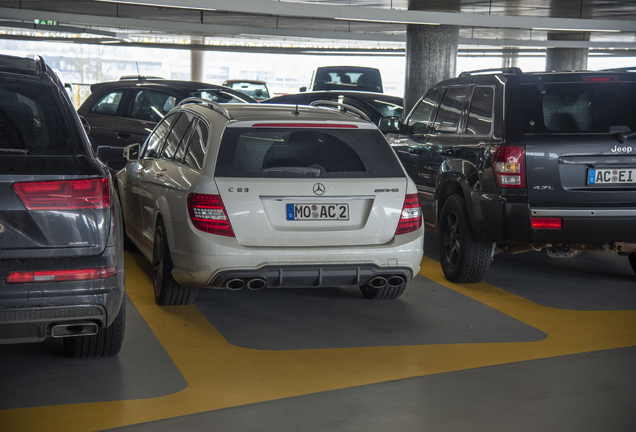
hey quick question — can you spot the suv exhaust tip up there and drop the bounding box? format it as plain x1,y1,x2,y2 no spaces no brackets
226,279,245,290
50,322,99,338
247,278,267,290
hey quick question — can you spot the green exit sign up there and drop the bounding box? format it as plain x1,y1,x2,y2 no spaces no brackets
34,19,57,26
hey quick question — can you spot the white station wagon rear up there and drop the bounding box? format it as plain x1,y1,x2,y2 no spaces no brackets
117,100,424,304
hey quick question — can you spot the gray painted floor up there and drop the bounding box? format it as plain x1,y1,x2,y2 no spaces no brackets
1,228,635,431
104,347,636,432
0,295,187,410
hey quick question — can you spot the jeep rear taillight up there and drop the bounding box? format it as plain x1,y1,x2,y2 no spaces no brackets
13,178,110,210
395,193,422,235
492,146,525,188
187,193,235,237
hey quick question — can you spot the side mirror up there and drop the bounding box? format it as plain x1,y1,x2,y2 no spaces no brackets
379,116,401,134
299,86,307,92
79,116,91,135
123,143,141,162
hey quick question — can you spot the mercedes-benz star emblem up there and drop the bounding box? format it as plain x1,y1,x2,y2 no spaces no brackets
313,183,325,195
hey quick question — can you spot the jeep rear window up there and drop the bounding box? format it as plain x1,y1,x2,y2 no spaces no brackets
0,79,78,155
519,82,636,134
215,128,404,178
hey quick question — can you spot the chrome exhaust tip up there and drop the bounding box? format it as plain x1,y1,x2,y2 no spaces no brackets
387,275,406,288
247,278,267,290
226,279,245,290
368,276,388,288
51,322,99,338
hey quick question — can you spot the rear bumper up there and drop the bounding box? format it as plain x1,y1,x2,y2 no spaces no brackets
478,194,636,244
208,264,413,289
0,244,125,343
168,220,424,288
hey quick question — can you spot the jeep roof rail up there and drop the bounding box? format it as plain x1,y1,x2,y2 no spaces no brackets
178,97,232,120
459,67,523,77
309,100,371,122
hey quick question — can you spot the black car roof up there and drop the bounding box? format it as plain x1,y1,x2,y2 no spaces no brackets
90,78,235,92
0,54,56,84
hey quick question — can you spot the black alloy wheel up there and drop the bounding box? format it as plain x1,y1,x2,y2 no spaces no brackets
152,220,197,305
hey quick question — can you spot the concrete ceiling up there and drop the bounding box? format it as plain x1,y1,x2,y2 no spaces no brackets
0,0,635,52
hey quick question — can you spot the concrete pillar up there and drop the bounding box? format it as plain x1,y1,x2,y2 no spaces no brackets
502,48,519,69
190,36,205,82
546,32,589,71
403,24,459,115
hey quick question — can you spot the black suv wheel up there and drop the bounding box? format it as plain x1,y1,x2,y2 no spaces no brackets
438,195,491,283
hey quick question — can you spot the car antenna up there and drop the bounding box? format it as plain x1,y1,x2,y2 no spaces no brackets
292,104,300,116
136,62,142,80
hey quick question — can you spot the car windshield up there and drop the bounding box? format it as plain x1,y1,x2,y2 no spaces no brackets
227,82,270,100
215,127,404,178
366,99,403,120
0,78,78,155
519,81,636,134
189,89,254,104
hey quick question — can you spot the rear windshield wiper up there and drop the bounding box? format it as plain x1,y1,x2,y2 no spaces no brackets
262,166,321,178
618,131,636,144
0,148,28,154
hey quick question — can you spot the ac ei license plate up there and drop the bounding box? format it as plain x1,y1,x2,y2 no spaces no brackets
286,203,349,220
588,168,636,185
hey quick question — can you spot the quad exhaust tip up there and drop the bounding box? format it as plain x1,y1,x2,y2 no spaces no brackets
50,322,99,338
368,276,388,288
226,279,245,290
247,278,267,290
387,275,406,288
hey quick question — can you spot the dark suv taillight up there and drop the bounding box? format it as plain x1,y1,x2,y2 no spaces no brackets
395,193,422,235
13,178,110,210
187,193,235,237
492,146,525,188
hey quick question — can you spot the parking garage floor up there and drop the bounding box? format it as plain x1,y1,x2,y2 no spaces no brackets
1,230,636,432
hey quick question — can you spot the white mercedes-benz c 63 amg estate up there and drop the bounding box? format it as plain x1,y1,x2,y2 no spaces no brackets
116,99,424,304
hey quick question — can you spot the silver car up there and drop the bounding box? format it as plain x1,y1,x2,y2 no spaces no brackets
116,100,424,305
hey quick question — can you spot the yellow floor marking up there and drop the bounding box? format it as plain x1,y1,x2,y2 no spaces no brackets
2,253,636,431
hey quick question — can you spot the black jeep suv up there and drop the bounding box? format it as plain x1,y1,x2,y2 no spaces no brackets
389,67,636,283
0,54,126,357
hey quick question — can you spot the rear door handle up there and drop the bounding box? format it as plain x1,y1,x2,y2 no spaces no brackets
441,149,454,156
117,132,131,139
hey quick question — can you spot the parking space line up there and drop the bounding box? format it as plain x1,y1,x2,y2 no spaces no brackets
2,253,635,432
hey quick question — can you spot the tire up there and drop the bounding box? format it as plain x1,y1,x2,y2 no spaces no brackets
359,278,406,300
64,299,126,358
153,220,197,305
438,194,491,283
629,253,636,275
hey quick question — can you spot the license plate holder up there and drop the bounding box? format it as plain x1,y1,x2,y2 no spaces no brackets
286,203,349,220
588,168,636,185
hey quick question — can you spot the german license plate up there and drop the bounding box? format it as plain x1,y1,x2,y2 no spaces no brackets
286,203,349,220
588,168,636,185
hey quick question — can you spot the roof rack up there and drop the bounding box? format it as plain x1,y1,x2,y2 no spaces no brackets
178,97,232,120
34,55,47,74
309,100,371,122
459,67,523,77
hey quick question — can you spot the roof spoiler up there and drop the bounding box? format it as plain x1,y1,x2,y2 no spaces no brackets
459,67,523,77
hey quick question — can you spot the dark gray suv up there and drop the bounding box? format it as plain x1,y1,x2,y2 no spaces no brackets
0,54,126,357
389,67,636,283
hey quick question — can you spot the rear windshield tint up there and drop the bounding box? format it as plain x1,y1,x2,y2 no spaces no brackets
0,78,78,155
215,128,404,179
519,82,636,134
